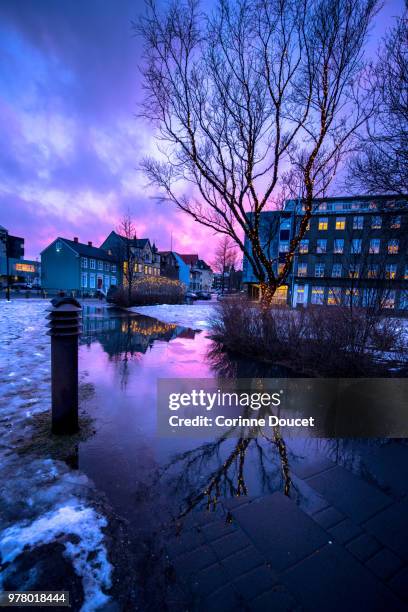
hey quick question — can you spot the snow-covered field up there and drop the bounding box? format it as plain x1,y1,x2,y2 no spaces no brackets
130,301,216,330
0,300,112,610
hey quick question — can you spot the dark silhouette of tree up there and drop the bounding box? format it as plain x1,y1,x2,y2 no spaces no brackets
137,0,378,305
212,236,238,293
348,4,408,194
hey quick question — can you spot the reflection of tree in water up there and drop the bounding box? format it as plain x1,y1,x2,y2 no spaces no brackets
159,421,294,521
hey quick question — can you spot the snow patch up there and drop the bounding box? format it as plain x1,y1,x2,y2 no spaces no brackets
130,302,215,330
0,500,112,612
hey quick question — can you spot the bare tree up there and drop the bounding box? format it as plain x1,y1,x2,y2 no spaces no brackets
112,213,139,306
212,235,238,293
348,4,408,194
137,0,378,305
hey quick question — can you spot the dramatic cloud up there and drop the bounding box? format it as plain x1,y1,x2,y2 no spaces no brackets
0,0,404,261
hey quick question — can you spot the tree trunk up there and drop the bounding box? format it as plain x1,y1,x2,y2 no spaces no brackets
259,281,277,309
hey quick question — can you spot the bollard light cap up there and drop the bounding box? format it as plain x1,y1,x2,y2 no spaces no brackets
50,296,82,310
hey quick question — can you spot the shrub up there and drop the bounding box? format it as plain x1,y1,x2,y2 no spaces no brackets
111,276,186,307
209,297,408,376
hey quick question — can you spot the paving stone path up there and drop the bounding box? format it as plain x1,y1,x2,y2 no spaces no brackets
165,443,408,611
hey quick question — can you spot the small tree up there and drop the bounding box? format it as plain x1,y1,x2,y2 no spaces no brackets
137,0,378,306
113,213,139,306
348,4,408,194
212,236,238,293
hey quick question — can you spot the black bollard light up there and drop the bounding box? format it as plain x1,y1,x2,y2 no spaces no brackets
46,297,82,434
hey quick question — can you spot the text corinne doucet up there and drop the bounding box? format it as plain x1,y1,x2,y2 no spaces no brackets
168,415,316,428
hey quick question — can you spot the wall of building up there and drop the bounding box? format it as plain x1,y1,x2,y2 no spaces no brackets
41,240,80,291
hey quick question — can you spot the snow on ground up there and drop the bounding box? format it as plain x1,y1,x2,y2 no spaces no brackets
0,300,113,610
129,301,216,330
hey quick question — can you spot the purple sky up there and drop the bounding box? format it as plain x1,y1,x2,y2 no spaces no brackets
0,0,405,261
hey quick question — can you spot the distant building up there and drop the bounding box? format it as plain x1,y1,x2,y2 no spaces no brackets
0,225,40,286
243,194,408,312
178,254,213,291
100,232,161,278
41,237,119,293
213,266,243,292
159,251,180,280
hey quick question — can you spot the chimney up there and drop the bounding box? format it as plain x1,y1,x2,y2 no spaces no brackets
88,241,92,247
74,237,79,243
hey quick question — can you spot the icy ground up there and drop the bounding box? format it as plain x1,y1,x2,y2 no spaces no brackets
130,301,215,330
0,301,112,611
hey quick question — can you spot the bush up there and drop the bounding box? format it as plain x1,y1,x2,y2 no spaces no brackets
209,297,408,376
111,276,186,307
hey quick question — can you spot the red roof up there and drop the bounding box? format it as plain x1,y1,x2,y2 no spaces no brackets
178,253,199,265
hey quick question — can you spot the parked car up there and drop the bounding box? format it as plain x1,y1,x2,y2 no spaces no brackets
11,282,30,290
197,291,211,300
185,291,198,300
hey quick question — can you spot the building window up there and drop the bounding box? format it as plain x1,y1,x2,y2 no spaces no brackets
332,263,342,277
104,262,110,271
318,217,328,230
400,291,408,309
144,265,148,274
383,290,396,309
316,239,327,254
368,265,379,278
104,275,110,289
297,263,307,277
353,216,364,230
311,287,324,304
335,217,346,230
386,264,397,279
295,287,305,304
371,215,382,229
391,215,401,229
299,240,309,254
327,288,341,305
405,265,408,280
279,241,289,253
98,260,103,270
81,257,88,268
89,273,96,289
89,259,96,269
349,264,360,279
148,266,152,275
388,239,399,254
111,276,117,286
315,263,325,277
111,263,117,273
363,288,378,307
345,288,359,306
351,239,362,254
334,239,344,254
81,272,87,288
369,239,380,254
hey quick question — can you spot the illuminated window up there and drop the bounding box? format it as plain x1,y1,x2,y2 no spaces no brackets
391,215,401,229
148,266,152,275
15,263,35,273
81,257,88,268
311,287,324,304
335,217,346,230
369,239,380,254
353,216,364,230
315,263,325,277
299,240,309,254
144,265,148,274
279,241,289,253
111,276,117,286
327,288,341,305
388,240,399,254
316,239,327,253
90,259,96,269
383,290,396,309
334,239,344,254
297,263,307,277
349,265,360,279
368,265,378,278
295,287,305,304
318,217,328,230
81,272,87,288
89,273,96,289
332,264,342,277
351,239,362,254
272,285,288,304
386,264,397,279
345,288,359,306
371,215,382,229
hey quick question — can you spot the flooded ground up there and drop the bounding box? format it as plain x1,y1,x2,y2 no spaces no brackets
1,300,407,610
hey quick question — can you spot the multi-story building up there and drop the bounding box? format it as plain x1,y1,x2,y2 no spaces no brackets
1,225,40,286
178,254,213,291
41,237,119,294
100,232,161,278
243,195,408,313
